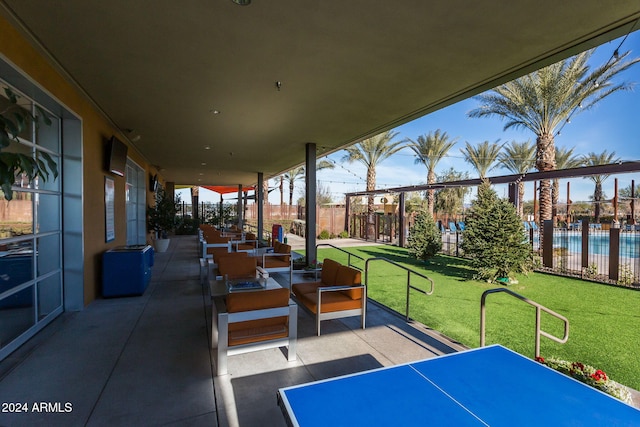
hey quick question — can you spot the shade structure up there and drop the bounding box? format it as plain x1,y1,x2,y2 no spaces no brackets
201,185,255,195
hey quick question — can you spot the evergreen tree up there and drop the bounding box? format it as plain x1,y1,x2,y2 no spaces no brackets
407,209,442,261
461,181,531,282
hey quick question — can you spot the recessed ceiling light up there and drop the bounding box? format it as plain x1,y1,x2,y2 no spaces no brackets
204,145,211,150
209,109,220,114
201,162,207,166
199,173,204,176
231,0,251,5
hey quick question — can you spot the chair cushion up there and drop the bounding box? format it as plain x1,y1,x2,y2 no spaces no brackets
320,258,341,286
228,323,288,346
292,282,322,297
226,288,291,346
301,290,362,313
226,287,290,312
335,265,362,299
218,256,257,279
262,258,290,269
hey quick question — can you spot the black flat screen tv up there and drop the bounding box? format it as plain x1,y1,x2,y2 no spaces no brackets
107,136,128,176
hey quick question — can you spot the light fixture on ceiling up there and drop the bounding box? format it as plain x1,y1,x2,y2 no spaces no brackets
125,128,141,142
231,0,251,5
275,81,282,91
209,109,220,114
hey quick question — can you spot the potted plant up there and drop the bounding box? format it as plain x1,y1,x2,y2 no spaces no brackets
147,187,179,252
1,87,58,200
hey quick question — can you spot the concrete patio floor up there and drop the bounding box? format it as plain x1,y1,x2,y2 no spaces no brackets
0,235,465,426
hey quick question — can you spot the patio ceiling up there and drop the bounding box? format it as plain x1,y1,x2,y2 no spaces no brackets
1,1,639,187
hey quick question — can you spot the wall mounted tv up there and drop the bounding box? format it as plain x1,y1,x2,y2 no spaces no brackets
107,135,128,177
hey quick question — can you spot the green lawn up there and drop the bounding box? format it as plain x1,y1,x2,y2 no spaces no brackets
309,245,640,390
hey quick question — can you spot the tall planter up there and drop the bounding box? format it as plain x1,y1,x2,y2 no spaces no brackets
154,237,170,253
148,187,179,252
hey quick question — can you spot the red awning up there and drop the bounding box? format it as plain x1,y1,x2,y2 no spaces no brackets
201,185,255,195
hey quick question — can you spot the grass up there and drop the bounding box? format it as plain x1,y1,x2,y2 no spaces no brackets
307,245,640,391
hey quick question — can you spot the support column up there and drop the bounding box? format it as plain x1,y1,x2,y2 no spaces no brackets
508,182,518,211
257,173,264,243
344,194,351,236
305,143,317,266
237,184,243,227
398,192,406,247
542,220,553,268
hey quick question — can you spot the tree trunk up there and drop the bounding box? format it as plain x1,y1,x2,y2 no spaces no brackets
427,169,436,217
594,182,603,223
366,166,376,239
552,178,559,225
535,133,556,224
518,182,525,218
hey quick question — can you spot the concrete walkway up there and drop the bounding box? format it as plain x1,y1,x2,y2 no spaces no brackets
0,235,466,426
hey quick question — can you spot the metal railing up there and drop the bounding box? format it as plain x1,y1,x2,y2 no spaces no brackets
480,288,569,358
316,243,365,270
365,257,434,321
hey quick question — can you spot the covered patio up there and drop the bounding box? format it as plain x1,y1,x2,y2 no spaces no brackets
0,235,465,426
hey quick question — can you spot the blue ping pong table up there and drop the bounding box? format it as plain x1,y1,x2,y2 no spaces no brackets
277,345,640,426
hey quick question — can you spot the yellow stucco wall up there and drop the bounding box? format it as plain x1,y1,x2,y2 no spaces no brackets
0,15,159,305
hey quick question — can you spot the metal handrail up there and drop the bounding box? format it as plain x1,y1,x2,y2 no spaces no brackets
365,257,434,321
480,288,569,358
316,243,365,270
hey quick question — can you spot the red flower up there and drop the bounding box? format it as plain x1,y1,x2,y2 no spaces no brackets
571,362,585,372
535,356,545,363
590,370,608,382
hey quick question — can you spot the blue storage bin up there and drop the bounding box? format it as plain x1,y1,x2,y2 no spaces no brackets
102,245,154,297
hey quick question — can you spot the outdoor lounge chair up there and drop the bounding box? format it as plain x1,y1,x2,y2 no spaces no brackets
231,232,259,252
213,287,297,376
255,241,293,287
291,258,366,336
217,254,268,280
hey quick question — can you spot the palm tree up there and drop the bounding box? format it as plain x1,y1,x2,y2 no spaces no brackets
405,129,457,217
460,140,502,178
190,186,199,220
498,140,536,218
468,49,640,226
285,167,305,207
582,150,620,223
342,130,404,237
434,168,471,222
553,146,584,223
284,160,335,209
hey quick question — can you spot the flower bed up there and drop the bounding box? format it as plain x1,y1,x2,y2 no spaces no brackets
536,356,633,404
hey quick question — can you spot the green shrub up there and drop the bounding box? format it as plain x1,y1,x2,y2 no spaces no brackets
460,180,531,282
407,208,442,260
318,229,331,239
338,230,349,238
175,217,200,235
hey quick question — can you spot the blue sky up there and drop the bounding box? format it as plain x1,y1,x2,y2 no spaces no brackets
186,30,640,206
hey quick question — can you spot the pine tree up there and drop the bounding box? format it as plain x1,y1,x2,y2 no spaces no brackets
407,209,442,261
461,181,531,282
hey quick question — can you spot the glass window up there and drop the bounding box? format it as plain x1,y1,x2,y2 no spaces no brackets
0,192,33,238
37,234,60,276
35,113,60,152
37,273,61,319
35,152,60,192
0,240,34,292
36,194,60,234
0,286,35,348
